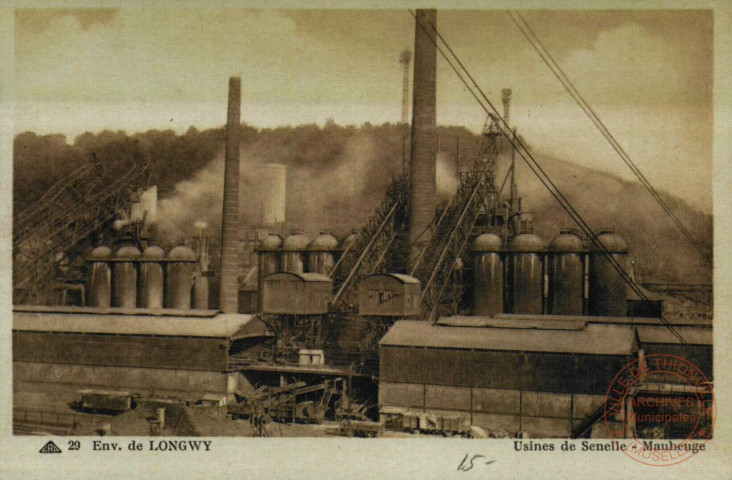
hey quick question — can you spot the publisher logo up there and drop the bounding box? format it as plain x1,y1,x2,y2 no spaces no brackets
603,353,715,466
39,441,62,454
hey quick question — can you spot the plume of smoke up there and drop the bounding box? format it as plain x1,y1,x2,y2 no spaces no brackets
147,127,711,284
287,133,385,236
436,151,459,199
151,134,386,243
152,156,224,245
152,149,269,244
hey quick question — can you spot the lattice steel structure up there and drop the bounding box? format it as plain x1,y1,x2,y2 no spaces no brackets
329,174,409,314
13,154,150,305
410,116,503,322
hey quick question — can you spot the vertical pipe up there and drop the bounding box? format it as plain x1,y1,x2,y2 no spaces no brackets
408,9,437,270
502,88,512,127
400,49,412,125
455,136,460,177
510,127,518,210
219,77,241,313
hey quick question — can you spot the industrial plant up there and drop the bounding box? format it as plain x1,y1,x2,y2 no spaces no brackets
12,9,712,439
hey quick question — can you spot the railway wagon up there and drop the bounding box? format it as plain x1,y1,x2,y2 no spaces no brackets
400,412,470,436
339,419,384,438
79,389,135,413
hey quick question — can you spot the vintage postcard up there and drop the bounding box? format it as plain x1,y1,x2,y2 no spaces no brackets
0,1,730,478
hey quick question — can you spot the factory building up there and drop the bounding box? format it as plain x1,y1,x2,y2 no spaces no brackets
378,320,637,437
12,8,713,439
635,325,712,378
13,306,268,401
13,76,257,405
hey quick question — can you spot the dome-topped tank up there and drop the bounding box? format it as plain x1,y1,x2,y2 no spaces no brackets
114,245,141,260
166,245,197,309
308,231,339,251
257,233,282,276
589,229,629,316
308,231,339,275
472,233,502,252
142,245,166,260
112,246,141,308
548,230,585,315
506,233,544,314
259,233,283,251
89,246,112,307
282,230,310,273
256,233,283,313
593,230,628,253
549,230,584,252
472,234,503,315
90,245,112,260
510,233,545,252
282,231,311,250
168,245,197,261
139,245,165,308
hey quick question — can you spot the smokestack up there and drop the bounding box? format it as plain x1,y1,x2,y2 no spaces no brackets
408,9,437,270
502,88,512,127
219,77,241,313
399,49,412,125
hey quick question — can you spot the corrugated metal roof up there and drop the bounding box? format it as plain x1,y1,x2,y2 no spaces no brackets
78,389,131,396
200,393,226,401
363,273,421,284
637,326,712,345
13,310,254,338
437,315,585,330
491,313,712,328
265,272,332,282
13,305,219,318
230,316,273,340
379,320,637,355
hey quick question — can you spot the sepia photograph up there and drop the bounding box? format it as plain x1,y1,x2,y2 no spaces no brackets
4,3,726,476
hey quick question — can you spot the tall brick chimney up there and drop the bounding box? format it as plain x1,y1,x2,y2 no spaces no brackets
219,77,241,313
408,9,437,270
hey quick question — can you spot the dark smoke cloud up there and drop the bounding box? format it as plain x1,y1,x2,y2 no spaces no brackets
16,123,710,284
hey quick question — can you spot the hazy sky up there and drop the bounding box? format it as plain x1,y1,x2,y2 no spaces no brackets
14,9,713,212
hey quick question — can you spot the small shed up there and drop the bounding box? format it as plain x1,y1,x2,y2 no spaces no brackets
636,326,713,379
626,285,664,318
262,272,332,315
299,349,325,365
358,273,421,317
198,393,227,407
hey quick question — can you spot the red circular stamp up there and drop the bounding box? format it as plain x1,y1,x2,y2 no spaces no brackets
603,353,715,466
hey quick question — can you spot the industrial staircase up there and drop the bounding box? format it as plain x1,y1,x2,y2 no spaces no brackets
329,173,409,313
13,154,150,304
570,402,607,438
329,118,503,323
410,119,502,322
